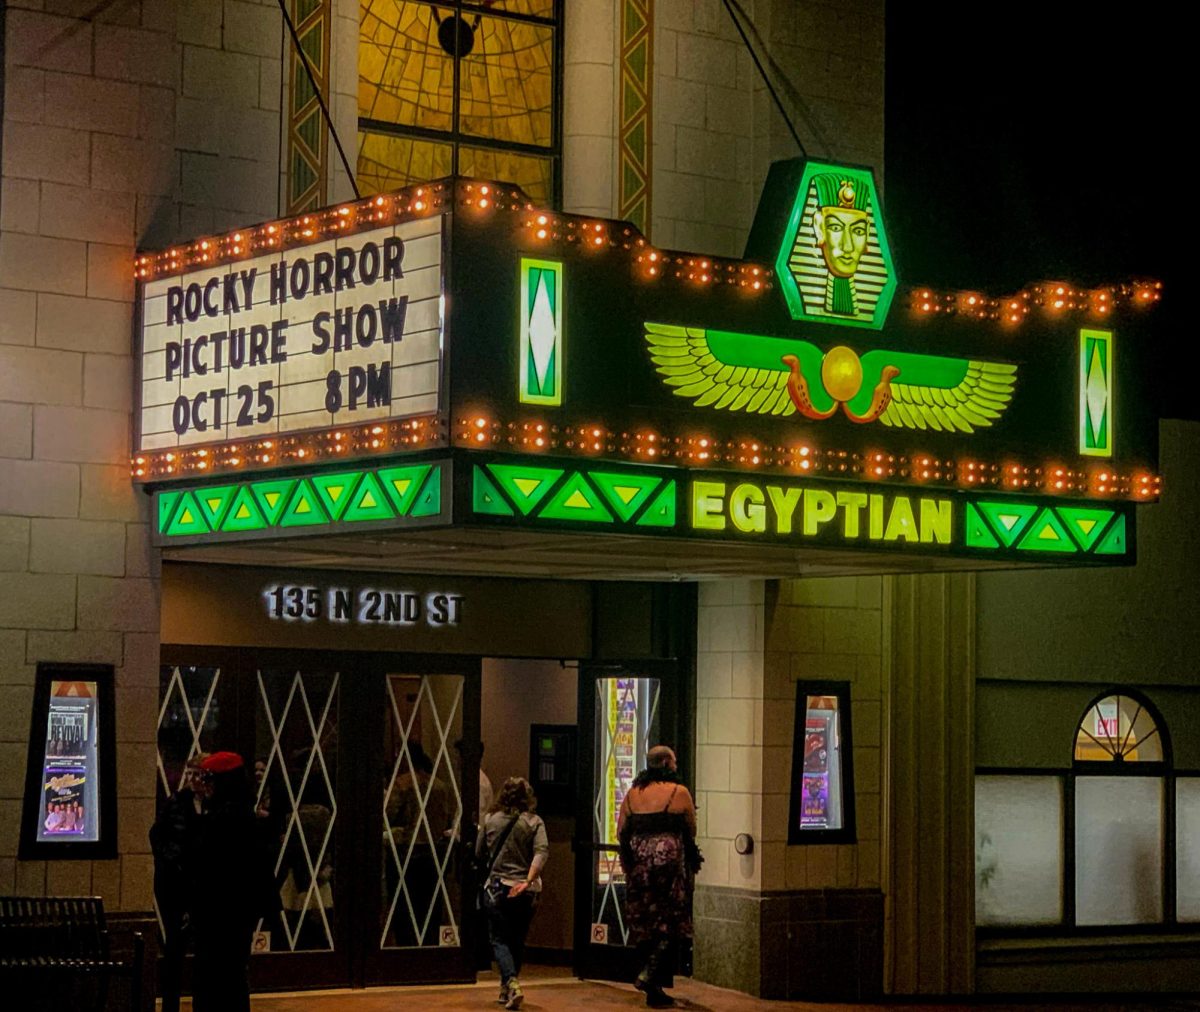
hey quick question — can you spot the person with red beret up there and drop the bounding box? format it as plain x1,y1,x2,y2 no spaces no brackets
186,751,280,1012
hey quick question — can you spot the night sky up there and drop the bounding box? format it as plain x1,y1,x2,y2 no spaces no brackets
885,6,1192,421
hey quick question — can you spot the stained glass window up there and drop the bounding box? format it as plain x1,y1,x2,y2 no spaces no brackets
359,0,560,204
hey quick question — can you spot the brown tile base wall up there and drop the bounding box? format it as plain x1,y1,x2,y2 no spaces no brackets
694,885,882,1000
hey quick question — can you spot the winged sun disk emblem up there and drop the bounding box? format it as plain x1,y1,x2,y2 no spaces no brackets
644,323,1017,433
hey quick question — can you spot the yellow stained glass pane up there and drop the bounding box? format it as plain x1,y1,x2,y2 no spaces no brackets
359,2,554,148
460,15,553,147
357,131,453,196
360,1,454,130
460,146,551,204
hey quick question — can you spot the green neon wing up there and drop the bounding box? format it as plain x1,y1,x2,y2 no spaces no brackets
644,322,828,415
859,349,1018,433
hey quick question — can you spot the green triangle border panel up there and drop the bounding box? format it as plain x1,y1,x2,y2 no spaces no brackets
154,462,448,543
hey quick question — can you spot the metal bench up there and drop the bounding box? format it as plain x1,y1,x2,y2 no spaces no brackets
0,896,144,1012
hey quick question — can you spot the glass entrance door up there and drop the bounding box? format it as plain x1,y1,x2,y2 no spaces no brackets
574,663,683,983
156,648,479,991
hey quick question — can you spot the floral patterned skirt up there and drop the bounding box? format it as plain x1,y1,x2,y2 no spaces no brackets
623,831,693,943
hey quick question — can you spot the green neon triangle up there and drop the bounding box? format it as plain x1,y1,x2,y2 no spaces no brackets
636,481,677,528
1057,506,1117,552
589,471,662,522
473,467,514,516
410,467,442,518
540,473,613,523
250,479,297,526
280,479,329,527
1016,508,1076,553
964,503,1000,549
1095,514,1128,556
164,491,210,536
488,463,564,516
157,491,182,533
378,464,432,516
977,501,1039,547
341,471,395,522
311,470,363,521
220,485,268,532
193,485,236,530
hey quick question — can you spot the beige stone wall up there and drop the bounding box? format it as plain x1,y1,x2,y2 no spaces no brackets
652,0,884,257
693,575,883,891
1,0,284,908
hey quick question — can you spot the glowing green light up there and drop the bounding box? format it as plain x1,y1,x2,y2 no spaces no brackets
540,473,613,523
280,480,330,527
1016,508,1076,552
637,482,676,527
963,503,1000,548
379,464,433,515
976,501,1038,547
590,470,662,522
519,258,564,406
1096,515,1127,555
341,472,395,522
165,491,209,536
1079,328,1113,457
251,479,296,525
1057,505,1117,551
488,463,563,515
473,467,514,516
221,486,268,532
311,470,363,521
410,468,442,517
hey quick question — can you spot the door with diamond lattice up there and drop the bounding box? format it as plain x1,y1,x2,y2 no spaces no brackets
573,662,686,984
157,648,480,991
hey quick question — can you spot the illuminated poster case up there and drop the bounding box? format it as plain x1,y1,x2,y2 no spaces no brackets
788,681,856,845
20,664,118,859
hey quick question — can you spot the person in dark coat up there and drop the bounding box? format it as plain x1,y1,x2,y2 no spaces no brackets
187,751,280,1012
149,753,209,1012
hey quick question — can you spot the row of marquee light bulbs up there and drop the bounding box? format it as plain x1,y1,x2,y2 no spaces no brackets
122,411,1163,503
129,178,1163,319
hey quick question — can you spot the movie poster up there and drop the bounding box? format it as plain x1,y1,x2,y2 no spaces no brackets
36,680,101,843
801,715,832,828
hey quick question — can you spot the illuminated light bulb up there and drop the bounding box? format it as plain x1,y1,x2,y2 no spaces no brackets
648,251,659,262
478,198,490,209
480,185,490,196
593,235,604,246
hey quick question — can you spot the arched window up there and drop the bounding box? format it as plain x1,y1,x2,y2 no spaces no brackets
1074,692,1166,763
975,687,1197,933
1072,690,1170,927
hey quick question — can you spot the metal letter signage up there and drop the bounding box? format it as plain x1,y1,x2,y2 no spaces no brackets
137,214,444,454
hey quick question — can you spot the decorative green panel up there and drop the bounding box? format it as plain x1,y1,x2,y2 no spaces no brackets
473,467,513,516
1016,509,1076,553
488,462,564,515
221,486,268,532
156,463,445,542
965,500,1126,558
540,473,614,523
964,503,1000,549
1080,328,1114,457
519,258,564,406
471,461,676,531
311,470,362,521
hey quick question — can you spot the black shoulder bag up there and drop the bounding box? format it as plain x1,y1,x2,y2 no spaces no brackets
476,814,519,910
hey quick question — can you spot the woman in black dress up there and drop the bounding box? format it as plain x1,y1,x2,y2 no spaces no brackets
618,746,699,1009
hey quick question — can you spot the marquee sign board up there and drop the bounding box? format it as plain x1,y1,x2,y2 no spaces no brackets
136,214,444,453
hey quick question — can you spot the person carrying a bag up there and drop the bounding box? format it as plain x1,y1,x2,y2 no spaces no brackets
475,777,548,1010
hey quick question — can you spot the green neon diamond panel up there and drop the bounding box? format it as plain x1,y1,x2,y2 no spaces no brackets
1079,328,1114,458
251,479,296,526
378,464,432,515
473,467,514,516
637,482,677,527
165,492,208,536
488,463,564,515
977,501,1039,547
775,161,896,330
1096,515,1128,555
540,473,613,523
520,258,564,406
221,486,269,532
590,470,662,522
1057,505,1117,551
964,503,1001,549
1016,509,1076,552
311,470,363,521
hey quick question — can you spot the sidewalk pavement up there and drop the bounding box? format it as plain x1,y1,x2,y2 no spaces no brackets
180,972,1200,1011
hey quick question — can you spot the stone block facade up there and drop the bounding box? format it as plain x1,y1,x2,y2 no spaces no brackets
1,0,285,910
